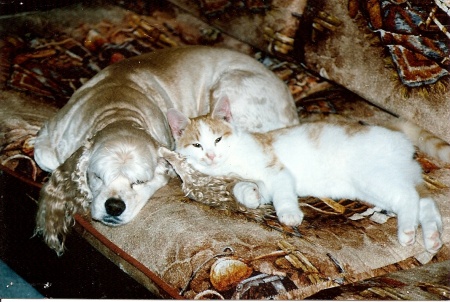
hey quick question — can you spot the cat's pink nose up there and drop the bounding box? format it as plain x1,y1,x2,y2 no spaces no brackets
206,153,216,160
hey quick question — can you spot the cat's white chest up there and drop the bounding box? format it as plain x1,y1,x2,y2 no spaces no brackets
215,135,272,181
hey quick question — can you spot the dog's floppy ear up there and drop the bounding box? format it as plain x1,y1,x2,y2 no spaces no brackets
34,141,92,256
142,102,175,150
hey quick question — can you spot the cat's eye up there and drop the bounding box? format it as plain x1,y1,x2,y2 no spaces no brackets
192,143,202,148
215,137,222,144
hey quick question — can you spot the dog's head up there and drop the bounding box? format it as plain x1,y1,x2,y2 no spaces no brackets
35,121,173,255
87,123,162,225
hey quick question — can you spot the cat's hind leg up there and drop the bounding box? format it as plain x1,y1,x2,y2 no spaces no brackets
362,189,419,247
394,195,420,247
419,196,443,254
358,180,420,247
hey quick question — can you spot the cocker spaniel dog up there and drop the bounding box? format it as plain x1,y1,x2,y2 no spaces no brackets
33,46,299,255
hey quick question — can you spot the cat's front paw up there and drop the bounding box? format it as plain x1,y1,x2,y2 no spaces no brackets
278,208,304,226
233,181,261,209
156,157,177,178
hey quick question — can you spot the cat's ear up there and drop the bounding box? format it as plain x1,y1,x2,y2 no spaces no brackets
212,96,233,123
167,108,190,139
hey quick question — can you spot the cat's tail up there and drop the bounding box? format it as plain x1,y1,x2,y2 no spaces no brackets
388,119,450,163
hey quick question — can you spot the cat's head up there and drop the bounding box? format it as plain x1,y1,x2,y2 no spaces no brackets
167,97,236,169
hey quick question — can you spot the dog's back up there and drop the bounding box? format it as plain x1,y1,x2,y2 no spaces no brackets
104,46,298,122
34,46,299,171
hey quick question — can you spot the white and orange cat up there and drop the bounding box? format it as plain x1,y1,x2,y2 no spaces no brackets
167,97,443,253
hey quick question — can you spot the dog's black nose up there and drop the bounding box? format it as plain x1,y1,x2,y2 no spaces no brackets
105,198,126,216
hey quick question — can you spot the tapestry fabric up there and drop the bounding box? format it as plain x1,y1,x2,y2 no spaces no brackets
299,0,450,144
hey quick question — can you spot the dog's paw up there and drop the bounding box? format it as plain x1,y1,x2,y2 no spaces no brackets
277,208,304,226
233,181,261,209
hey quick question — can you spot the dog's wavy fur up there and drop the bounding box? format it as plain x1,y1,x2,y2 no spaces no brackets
34,142,92,256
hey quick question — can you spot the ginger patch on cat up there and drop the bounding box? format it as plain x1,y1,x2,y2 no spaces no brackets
252,132,283,170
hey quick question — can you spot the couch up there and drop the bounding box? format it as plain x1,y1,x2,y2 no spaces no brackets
0,0,449,299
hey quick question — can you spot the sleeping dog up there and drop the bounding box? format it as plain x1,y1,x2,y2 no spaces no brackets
33,46,299,254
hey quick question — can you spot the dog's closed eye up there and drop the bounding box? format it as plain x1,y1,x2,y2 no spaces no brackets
131,180,147,188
